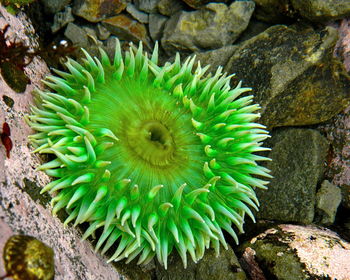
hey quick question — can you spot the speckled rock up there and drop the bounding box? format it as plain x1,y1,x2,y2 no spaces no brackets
161,1,255,55
252,0,296,23
315,180,342,225
0,6,123,280
155,246,247,280
157,0,184,16
256,128,329,224
181,0,229,9
241,225,350,280
41,0,71,14
291,0,350,23
225,24,350,129
126,3,149,23
194,45,237,74
51,6,75,33
134,0,159,13
148,13,168,42
102,14,150,48
73,0,126,23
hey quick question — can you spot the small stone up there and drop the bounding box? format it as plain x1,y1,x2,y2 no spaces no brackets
161,1,255,55
96,23,111,40
73,0,126,23
134,0,159,13
256,128,329,224
102,14,150,48
225,24,350,128
157,0,184,16
64,22,88,48
2,95,14,108
41,0,71,14
182,0,229,9
51,6,75,33
315,180,342,225
126,3,149,23
148,13,168,42
242,225,350,280
291,0,350,23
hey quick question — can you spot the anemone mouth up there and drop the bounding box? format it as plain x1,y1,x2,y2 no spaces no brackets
27,40,271,269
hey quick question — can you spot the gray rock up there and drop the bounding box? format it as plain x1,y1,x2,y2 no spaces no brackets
225,24,350,129
126,3,149,23
51,6,75,33
96,23,111,40
161,1,255,55
157,0,184,16
40,0,71,14
148,13,168,42
194,45,237,74
241,225,350,280
182,0,229,9
315,180,342,225
256,128,329,224
134,0,159,13
155,246,247,280
291,0,350,23
64,22,89,48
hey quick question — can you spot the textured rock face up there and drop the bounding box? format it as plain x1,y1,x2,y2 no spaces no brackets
73,0,126,22
291,0,350,22
241,225,350,280
161,1,255,55
225,24,350,129
256,128,329,223
0,6,121,280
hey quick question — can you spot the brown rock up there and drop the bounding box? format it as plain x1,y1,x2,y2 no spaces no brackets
73,0,126,23
102,14,150,47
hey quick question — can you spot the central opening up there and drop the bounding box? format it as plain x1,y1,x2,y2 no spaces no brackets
144,121,172,151
149,126,166,145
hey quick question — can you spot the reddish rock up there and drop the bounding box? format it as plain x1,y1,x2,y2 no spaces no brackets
73,0,127,23
102,14,150,47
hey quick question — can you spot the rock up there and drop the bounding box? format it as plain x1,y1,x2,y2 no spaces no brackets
73,0,126,23
51,6,75,33
157,0,184,16
256,128,329,224
96,23,111,40
102,14,150,48
126,3,149,23
315,180,342,225
148,13,168,42
155,246,247,280
0,6,123,280
161,1,255,56
194,45,237,74
40,0,71,14
291,0,350,23
134,0,159,13
235,19,272,43
181,0,229,9
334,18,350,72
252,0,296,23
320,105,350,209
225,24,350,129
241,224,350,280
64,22,89,48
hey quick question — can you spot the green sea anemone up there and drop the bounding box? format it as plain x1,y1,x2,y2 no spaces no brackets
26,40,271,269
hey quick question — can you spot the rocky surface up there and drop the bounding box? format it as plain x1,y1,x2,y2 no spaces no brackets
315,180,342,225
0,6,122,280
51,6,74,33
252,0,295,23
256,128,329,223
225,24,350,129
161,1,255,55
241,224,350,280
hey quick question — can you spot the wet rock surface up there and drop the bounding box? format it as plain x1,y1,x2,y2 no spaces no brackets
225,24,350,129
256,128,329,223
161,1,255,55
241,224,350,280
